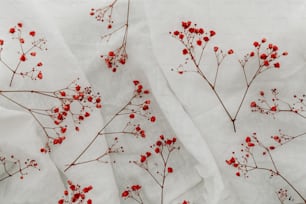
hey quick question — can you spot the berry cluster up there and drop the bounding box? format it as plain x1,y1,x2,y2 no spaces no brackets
0,78,101,152
64,80,156,172
170,20,288,131
101,48,127,72
58,180,93,204
170,21,219,74
90,0,130,72
226,132,306,203
90,0,118,29
0,153,39,182
226,133,277,178
250,89,306,119
0,22,47,86
129,135,180,204
121,184,143,203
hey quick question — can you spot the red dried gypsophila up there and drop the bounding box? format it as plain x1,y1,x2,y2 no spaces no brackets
91,0,131,72
58,180,93,204
0,78,101,152
121,184,144,203
0,152,39,182
101,49,127,73
129,135,180,204
250,89,306,120
170,20,288,132
0,22,47,86
226,132,306,203
269,129,306,147
90,0,118,29
64,80,156,171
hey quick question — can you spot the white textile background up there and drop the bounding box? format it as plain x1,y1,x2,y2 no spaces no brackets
0,0,305,204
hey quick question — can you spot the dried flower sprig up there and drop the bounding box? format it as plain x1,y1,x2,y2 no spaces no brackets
170,21,288,131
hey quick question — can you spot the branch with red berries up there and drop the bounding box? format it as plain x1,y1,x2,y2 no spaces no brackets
170,20,288,132
0,22,47,86
124,135,179,204
226,132,306,203
250,89,306,120
121,184,144,204
90,0,130,72
57,180,93,204
0,78,101,152
64,80,157,172
0,152,39,182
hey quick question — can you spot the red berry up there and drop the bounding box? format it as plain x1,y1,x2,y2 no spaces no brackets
182,48,188,55
140,155,146,163
60,91,66,96
209,30,216,37
9,28,15,34
29,31,36,37
245,136,251,143
250,101,257,108
167,167,173,173
227,49,234,55
122,190,129,197
108,51,115,57
269,146,275,150
263,60,269,66
156,140,162,146
20,54,26,62
37,71,43,79
274,62,280,68
155,147,160,153
131,185,141,191
96,97,101,103
260,53,267,60
150,116,156,122
196,39,202,46
253,41,259,47
270,106,277,111
247,143,255,147
188,27,195,33
133,80,140,85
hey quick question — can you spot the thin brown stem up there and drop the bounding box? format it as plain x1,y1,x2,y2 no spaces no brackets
64,95,136,172
245,165,306,202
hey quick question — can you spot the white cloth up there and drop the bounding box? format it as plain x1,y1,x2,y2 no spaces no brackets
0,0,305,204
